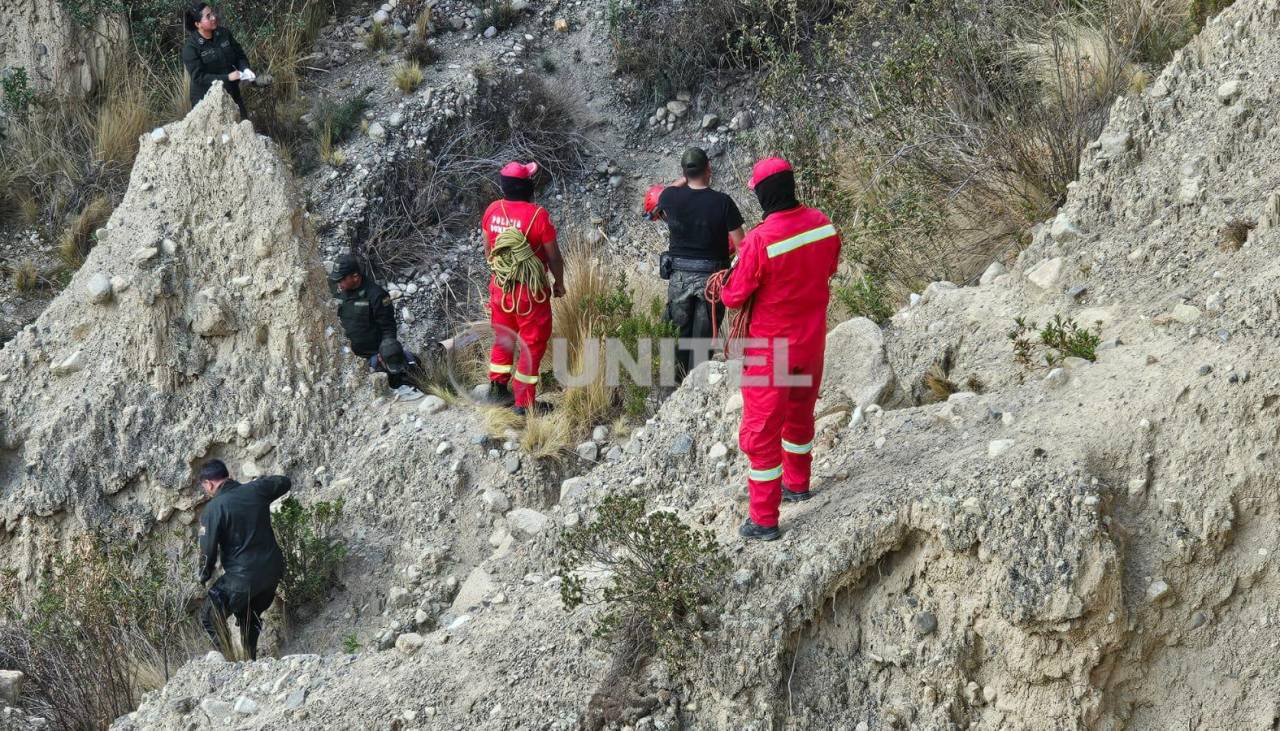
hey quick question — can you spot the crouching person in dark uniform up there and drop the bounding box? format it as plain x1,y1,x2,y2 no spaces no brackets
371,338,423,389
329,254,398,360
181,3,253,118
197,459,290,660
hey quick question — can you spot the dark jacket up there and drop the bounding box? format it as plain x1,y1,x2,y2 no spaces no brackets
199,476,291,595
181,28,249,107
336,282,398,358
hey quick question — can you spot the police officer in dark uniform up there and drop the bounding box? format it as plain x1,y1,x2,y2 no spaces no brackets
181,3,252,118
329,254,399,359
197,460,291,660
372,338,423,389
651,148,746,378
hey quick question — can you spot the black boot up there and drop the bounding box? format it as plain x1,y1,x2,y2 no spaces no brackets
487,381,514,405
738,518,781,541
782,487,814,503
512,401,552,417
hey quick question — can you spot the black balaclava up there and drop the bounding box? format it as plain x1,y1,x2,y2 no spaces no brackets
499,175,534,202
754,170,800,219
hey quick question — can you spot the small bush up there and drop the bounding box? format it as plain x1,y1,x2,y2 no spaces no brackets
342,633,361,653
57,195,112,268
521,411,574,459
1220,218,1255,251
366,20,391,52
11,259,38,292
1008,314,1101,369
1,67,35,114
273,498,347,618
404,36,440,66
392,61,425,93
557,492,730,672
313,88,372,151
834,272,895,324
0,534,202,730
477,0,522,31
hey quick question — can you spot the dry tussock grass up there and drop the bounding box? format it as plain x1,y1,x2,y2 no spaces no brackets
57,196,112,267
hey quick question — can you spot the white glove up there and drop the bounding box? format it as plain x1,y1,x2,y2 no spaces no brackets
240,68,256,82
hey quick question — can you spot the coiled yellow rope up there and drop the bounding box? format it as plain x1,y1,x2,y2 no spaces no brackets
489,204,550,316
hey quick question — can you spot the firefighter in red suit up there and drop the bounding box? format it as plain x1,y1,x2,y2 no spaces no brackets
719,158,841,541
481,161,565,415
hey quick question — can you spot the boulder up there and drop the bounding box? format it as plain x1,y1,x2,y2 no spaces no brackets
450,567,495,612
1026,257,1064,291
818,318,894,409
86,272,113,304
506,508,550,539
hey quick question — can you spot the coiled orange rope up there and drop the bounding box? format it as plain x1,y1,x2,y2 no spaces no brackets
704,269,752,355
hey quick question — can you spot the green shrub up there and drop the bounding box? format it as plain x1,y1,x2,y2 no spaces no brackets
1,67,35,114
557,493,730,671
0,534,202,730
1008,314,1101,369
313,88,372,150
477,0,522,31
342,633,361,653
1190,0,1236,27
273,497,347,615
834,273,895,325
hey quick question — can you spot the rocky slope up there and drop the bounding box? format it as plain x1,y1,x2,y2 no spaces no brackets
3,0,1280,729
100,0,1280,729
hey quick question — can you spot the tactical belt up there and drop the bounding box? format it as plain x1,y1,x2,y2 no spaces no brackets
670,256,729,273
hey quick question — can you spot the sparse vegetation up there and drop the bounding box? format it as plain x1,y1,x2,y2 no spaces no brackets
366,20,391,52
1009,314,1102,369
11,259,38,293
477,0,522,31
1220,217,1256,251
414,4,435,37
404,36,440,66
359,69,585,278
1,67,36,115
0,534,203,730
57,195,112,268
924,362,957,401
834,272,895,325
556,492,730,671
392,61,425,93
342,633,361,653
273,498,347,619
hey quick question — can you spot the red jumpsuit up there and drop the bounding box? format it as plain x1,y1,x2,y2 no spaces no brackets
481,199,558,408
720,206,840,528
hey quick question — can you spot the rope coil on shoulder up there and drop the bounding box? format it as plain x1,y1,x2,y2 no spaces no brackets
704,268,752,355
488,203,551,317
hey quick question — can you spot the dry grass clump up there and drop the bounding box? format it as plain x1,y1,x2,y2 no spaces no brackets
483,405,525,440
366,21,391,52
11,259,39,292
1220,218,1256,251
923,363,957,401
521,411,573,459
57,196,112,267
414,5,435,37
94,74,155,168
392,61,425,93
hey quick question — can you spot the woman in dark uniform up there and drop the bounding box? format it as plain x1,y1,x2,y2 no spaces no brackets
181,3,252,118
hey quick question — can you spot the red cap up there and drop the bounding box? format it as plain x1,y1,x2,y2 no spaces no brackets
643,185,665,219
748,157,793,190
500,161,539,179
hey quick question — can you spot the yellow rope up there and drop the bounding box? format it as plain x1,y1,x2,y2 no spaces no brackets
489,204,551,316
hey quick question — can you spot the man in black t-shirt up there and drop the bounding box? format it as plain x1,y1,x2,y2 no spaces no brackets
654,148,746,378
